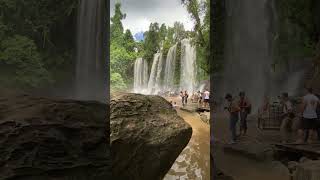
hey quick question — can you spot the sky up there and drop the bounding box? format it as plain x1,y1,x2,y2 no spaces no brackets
110,0,195,37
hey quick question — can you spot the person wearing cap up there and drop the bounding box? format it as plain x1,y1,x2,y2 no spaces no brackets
224,93,240,144
238,91,251,136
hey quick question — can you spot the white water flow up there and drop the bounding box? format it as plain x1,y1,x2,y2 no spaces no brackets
222,0,271,111
180,39,197,93
147,53,162,94
133,58,149,93
154,53,164,92
75,0,105,100
163,44,177,91
133,40,198,95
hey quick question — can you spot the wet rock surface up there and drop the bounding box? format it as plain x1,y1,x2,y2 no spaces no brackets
294,160,320,180
110,93,192,180
200,112,210,124
223,141,274,161
0,93,109,180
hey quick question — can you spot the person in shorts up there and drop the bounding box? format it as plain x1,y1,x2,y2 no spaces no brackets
298,87,319,143
203,89,210,108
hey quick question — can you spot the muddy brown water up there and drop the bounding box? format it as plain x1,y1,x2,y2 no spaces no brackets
164,98,210,180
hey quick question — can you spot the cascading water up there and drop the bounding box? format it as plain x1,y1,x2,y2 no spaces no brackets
75,0,105,100
154,53,164,92
133,58,149,93
147,53,162,94
163,44,177,91
133,40,198,95
218,0,305,110
180,39,197,93
221,0,272,110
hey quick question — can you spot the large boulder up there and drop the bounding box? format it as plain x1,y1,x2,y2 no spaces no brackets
110,93,192,180
0,93,110,180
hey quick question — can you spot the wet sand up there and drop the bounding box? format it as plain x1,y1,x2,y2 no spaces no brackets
164,97,210,180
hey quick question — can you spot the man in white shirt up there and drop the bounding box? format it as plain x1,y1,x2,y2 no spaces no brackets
298,88,319,143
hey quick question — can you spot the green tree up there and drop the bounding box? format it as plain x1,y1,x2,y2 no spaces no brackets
173,22,186,42
159,23,167,41
111,2,126,45
182,0,210,75
0,35,51,88
123,29,135,52
111,72,127,91
143,23,160,62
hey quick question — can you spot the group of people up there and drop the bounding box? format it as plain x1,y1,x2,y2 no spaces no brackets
224,92,251,144
173,89,211,108
224,87,320,144
278,88,320,144
180,91,189,106
191,90,210,108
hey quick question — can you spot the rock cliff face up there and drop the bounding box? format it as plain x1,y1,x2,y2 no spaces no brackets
0,93,110,180
110,93,192,180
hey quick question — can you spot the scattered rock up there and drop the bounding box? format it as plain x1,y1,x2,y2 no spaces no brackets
110,93,192,180
200,112,210,124
288,161,299,172
0,93,110,180
271,161,291,178
294,160,320,180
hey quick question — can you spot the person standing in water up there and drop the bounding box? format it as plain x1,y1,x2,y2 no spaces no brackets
180,91,185,106
203,89,210,108
184,90,189,105
198,91,202,107
225,94,240,144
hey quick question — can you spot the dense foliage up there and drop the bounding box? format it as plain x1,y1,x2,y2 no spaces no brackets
273,0,320,68
182,0,210,76
0,0,78,89
110,3,136,91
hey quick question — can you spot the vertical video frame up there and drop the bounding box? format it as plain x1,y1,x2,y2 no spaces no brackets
110,0,211,179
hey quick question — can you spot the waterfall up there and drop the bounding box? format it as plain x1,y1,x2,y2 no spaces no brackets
221,0,271,110
75,0,105,100
133,58,149,93
163,44,177,91
133,40,198,95
180,39,197,93
147,53,162,94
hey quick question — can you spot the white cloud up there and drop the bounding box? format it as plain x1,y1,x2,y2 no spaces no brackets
110,0,195,35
